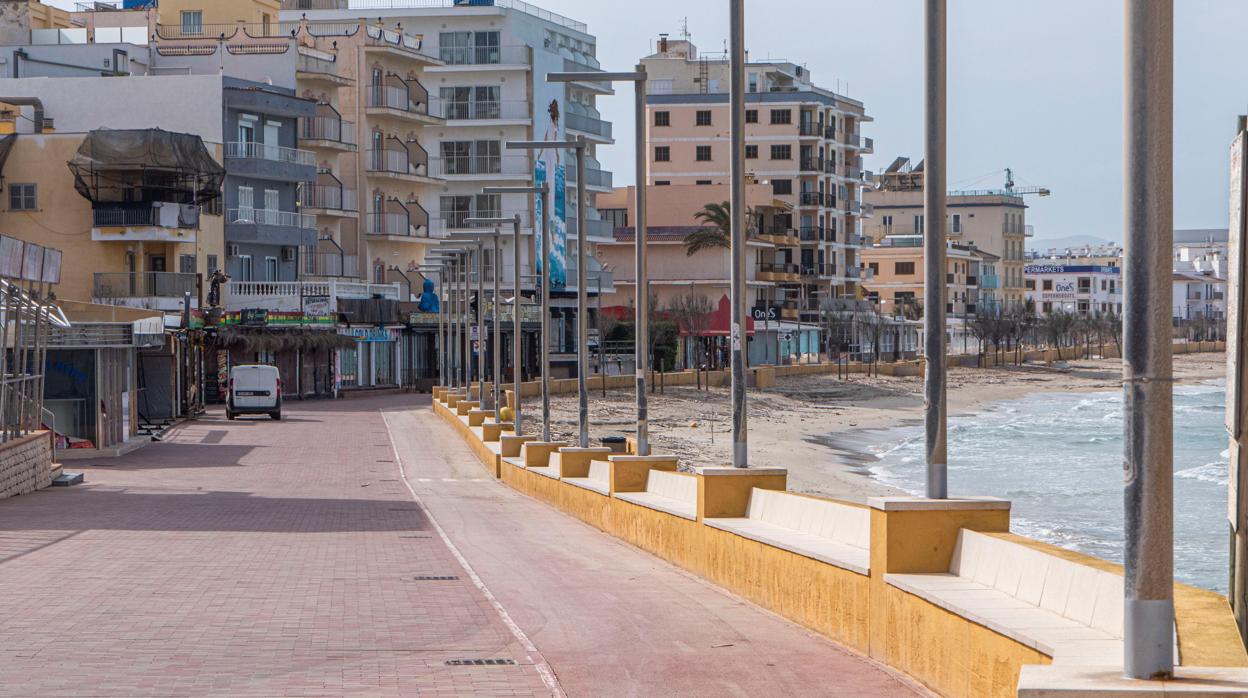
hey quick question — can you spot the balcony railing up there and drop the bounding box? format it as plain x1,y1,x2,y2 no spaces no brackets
437,44,530,67
799,191,824,207
759,262,800,275
300,116,357,146
431,99,529,121
565,112,613,139
308,253,359,279
368,149,426,177
567,217,615,240
155,21,299,40
222,279,401,313
801,263,837,277
301,185,358,212
225,141,316,167
92,205,188,228
297,52,343,79
368,85,429,116
565,164,614,189
367,212,422,237
427,155,531,177
430,210,531,234
799,122,820,137
799,157,824,173
824,126,836,139
798,226,824,242
227,208,316,229
93,272,200,301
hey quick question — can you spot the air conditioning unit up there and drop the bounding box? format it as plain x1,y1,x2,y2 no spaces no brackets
282,247,296,262
227,243,240,258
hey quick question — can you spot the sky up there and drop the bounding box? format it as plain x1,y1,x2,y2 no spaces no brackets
49,0,1248,243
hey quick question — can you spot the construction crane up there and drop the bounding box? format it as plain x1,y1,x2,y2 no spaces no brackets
949,168,1051,198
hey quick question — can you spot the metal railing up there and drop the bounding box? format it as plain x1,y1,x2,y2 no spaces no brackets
565,165,614,189
565,112,613,139
286,0,587,32
801,263,837,277
301,185,358,212
427,155,530,177
309,253,359,279
93,272,200,300
799,191,824,207
368,85,429,115
759,262,800,275
431,99,530,121
93,206,160,228
155,22,300,40
367,212,417,236
799,122,821,137
227,208,316,229
430,210,531,233
438,44,531,66
799,157,824,173
225,141,316,167
368,149,422,176
300,116,357,145
798,226,824,242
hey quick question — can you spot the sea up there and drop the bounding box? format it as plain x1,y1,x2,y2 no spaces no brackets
866,380,1231,593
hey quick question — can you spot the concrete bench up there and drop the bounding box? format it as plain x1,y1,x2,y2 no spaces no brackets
887,529,1175,666
518,441,567,469
480,421,513,442
704,488,870,575
564,459,611,496
466,409,491,427
455,400,480,416
499,435,534,459
614,469,697,521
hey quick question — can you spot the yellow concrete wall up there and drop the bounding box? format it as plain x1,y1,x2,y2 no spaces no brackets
157,0,280,27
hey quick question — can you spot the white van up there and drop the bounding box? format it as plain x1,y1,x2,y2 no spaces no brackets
227,364,282,421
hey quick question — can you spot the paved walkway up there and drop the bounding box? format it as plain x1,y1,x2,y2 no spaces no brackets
0,395,920,696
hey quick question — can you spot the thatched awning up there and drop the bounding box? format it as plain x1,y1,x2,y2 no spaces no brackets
215,327,357,353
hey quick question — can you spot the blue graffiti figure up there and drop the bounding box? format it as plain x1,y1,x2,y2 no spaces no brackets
418,278,440,313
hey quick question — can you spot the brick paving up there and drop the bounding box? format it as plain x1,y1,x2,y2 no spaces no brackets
0,395,550,697
0,394,922,697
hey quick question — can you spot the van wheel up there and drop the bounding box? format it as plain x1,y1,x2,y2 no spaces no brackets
270,411,281,421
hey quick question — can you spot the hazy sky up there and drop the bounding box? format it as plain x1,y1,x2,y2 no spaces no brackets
51,0,1247,242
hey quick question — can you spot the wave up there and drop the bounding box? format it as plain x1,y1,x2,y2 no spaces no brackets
1175,461,1229,487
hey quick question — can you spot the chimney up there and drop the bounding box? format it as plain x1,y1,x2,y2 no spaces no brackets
659,33,669,54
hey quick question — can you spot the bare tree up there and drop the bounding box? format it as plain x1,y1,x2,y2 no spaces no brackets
668,293,714,372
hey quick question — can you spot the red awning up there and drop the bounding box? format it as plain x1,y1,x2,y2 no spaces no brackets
701,294,755,337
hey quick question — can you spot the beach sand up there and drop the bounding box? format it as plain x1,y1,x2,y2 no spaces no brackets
538,351,1226,503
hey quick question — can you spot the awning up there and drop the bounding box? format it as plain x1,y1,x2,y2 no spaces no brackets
215,327,357,353
691,294,755,337
68,128,224,205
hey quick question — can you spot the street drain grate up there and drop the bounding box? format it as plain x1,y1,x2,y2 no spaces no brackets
388,508,420,512
409,575,459,581
445,659,516,666
399,535,432,539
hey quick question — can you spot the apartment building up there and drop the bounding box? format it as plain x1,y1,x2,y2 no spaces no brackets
641,37,873,324
865,157,1030,309
286,0,614,378
1172,228,1228,325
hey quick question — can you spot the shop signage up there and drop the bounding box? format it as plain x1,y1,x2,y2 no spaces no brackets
344,327,399,343
752,307,779,321
303,295,332,317
240,309,269,326
220,311,335,327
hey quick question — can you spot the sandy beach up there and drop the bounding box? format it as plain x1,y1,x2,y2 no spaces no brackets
537,351,1227,503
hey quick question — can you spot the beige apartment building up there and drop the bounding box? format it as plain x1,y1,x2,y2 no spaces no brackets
641,37,873,323
864,157,1029,309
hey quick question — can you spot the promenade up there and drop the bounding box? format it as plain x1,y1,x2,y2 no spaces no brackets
0,395,918,696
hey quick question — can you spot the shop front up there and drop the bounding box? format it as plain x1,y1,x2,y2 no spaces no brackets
338,327,402,390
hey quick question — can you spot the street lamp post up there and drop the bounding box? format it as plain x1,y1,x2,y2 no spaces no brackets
924,0,949,498
547,66,649,453
413,264,448,388
457,222,517,422
729,0,748,467
428,249,468,392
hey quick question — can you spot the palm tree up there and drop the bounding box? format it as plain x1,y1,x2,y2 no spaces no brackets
684,202,733,256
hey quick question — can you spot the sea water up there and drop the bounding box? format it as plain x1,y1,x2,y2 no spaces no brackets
867,381,1230,592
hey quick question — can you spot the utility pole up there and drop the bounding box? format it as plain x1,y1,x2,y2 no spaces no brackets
1228,115,1248,646
1123,0,1174,679
729,0,748,468
923,0,948,498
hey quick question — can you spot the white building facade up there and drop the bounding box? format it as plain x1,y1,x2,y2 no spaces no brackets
1024,263,1122,316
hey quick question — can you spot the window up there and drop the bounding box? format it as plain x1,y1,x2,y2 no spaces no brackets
1042,302,1053,314
745,145,758,159
895,261,916,275
238,255,253,282
770,144,791,160
654,146,670,162
745,109,758,124
695,110,713,126
882,214,893,231
207,255,219,275
914,214,924,235
1025,279,1036,290
1042,279,1053,291
265,256,279,281
770,109,791,125
439,85,500,119
601,208,628,229
8,184,36,211
952,214,961,233
654,110,670,127
771,179,792,195
655,180,671,186
440,140,501,174
1078,277,1092,292
868,262,879,275
695,145,712,162
696,180,712,185
748,73,758,93
179,254,196,274
439,30,501,65
180,10,203,35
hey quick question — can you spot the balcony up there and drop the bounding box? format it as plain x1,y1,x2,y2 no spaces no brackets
224,141,316,182
434,44,531,69
430,210,531,236
91,204,199,243
801,263,838,279
367,149,436,182
799,122,821,138
367,84,440,124
297,51,352,86
757,226,800,246
432,99,530,123
366,206,436,241
799,157,824,173
300,116,357,151
427,155,532,180
362,25,438,64
824,126,836,139
93,272,201,312
798,225,825,242
565,112,613,142
226,208,317,247
565,163,614,192
567,217,615,241
758,262,801,282
798,191,824,207
222,279,401,314
300,185,358,217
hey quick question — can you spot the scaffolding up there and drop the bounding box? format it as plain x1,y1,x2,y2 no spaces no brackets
0,235,69,443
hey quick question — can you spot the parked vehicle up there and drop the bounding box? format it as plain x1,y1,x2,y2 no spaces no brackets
226,364,282,421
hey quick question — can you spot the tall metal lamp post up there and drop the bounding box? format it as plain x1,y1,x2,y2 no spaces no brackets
428,249,468,391
923,0,949,497
728,0,748,467
546,66,649,453
413,264,448,388
455,223,516,422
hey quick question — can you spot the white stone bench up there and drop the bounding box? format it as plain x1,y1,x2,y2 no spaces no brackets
564,460,610,496
614,470,697,521
704,488,871,575
887,530,1176,666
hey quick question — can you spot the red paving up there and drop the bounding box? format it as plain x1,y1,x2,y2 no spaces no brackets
0,394,921,697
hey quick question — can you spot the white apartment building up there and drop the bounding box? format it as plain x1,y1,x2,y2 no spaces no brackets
1024,262,1122,316
1173,228,1228,323
286,0,615,375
